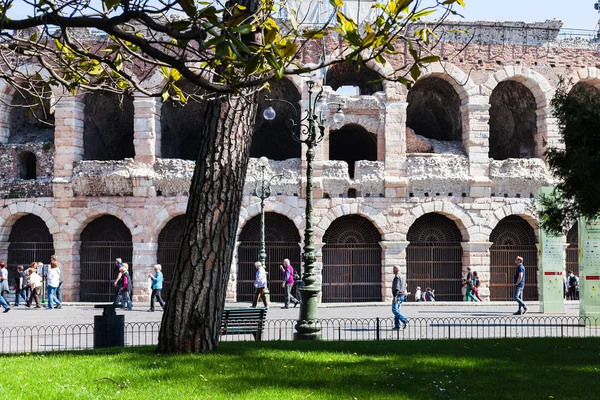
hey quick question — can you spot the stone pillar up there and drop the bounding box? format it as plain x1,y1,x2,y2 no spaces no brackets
380,241,410,302
70,241,81,302
227,241,242,302
461,97,492,198
0,91,11,143
313,243,324,303
53,233,76,302
131,242,158,303
384,102,409,198
536,107,560,158
53,96,84,179
133,96,161,166
461,242,494,301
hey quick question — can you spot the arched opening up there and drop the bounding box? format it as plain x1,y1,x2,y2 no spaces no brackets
566,222,579,278
407,213,463,301
80,215,133,302
160,80,208,160
489,80,537,160
83,92,134,160
329,124,377,179
18,151,37,180
406,77,463,153
237,213,301,303
325,62,384,95
157,215,186,297
322,215,382,302
251,78,301,160
8,87,54,144
8,214,55,282
489,215,538,301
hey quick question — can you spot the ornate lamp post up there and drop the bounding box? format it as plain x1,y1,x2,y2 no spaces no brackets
264,80,344,339
254,156,281,267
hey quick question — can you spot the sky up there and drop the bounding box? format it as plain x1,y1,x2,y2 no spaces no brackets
7,0,600,31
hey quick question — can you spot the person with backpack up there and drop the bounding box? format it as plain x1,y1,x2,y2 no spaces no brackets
26,262,42,308
567,271,579,300
13,265,29,306
424,287,435,302
471,271,483,302
280,259,300,309
114,263,133,310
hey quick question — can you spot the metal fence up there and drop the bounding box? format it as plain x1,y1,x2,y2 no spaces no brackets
1,317,599,354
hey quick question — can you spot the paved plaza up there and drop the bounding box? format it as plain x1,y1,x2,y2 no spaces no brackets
0,300,581,328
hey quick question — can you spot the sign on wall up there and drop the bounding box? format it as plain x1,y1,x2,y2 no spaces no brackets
539,187,565,314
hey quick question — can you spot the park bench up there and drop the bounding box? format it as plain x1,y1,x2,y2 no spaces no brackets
220,307,268,341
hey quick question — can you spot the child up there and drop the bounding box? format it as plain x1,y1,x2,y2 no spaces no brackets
471,271,483,302
425,287,435,302
414,286,422,302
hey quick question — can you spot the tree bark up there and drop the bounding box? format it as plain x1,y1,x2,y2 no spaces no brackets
157,92,258,353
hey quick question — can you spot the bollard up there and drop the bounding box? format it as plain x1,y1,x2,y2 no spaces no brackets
93,304,125,348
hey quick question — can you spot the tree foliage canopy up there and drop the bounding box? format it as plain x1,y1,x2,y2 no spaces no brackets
541,80,600,233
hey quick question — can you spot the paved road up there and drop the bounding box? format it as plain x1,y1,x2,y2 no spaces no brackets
0,300,581,328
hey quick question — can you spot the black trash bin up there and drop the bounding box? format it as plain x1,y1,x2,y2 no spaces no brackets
94,304,125,348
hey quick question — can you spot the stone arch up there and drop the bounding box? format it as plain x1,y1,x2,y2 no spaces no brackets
68,203,136,241
238,199,304,238
156,214,186,296
570,67,600,90
251,78,302,160
418,62,478,103
399,201,472,242
0,202,60,241
483,203,538,243
325,61,384,95
315,203,391,242
329,124,377,178
152,207,186,243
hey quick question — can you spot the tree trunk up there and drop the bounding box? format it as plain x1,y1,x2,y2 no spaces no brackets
157,92,258,353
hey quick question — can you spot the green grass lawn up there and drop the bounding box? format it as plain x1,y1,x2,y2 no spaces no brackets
1,338,597,399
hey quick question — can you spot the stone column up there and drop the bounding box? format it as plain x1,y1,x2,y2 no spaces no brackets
461,96,492,198
313,243,324,303
133,96,161,165
53,233,76,302
70,241,81,302
461,242,494,301
227,241,242,302
384,102,409,198
0,91,11,143
53,96,84,179
131,242,158,303
380,241,410,302
0,242,8,263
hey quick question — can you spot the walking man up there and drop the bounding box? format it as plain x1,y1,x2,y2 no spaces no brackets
391,265,409,330
113,258,124,306
280,259,299,309
513,256,528,315
148,264,166,312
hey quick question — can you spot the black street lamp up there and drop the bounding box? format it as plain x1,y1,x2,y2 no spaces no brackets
264,80,344,339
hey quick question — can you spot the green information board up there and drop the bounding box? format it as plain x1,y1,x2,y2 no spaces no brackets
578,217,600,322
539,187,565,313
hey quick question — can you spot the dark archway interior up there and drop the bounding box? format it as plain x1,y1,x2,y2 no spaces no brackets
19,151,36,180
239,212,301,242
329,124,377,179
161,80,208,160
83,92,134,160
325,62,384,95
406,77,462,142
8,214,55,278
9,89,54,143
489,80,537,160
81,215,132,242
490,215,536,245
407,213,462,243
157,215,186,296
323,215,381,244
251,79,301,160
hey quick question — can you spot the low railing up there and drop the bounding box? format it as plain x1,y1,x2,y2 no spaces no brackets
0,317,598,354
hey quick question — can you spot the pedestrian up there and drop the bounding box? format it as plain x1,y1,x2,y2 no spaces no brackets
513,256,528,315
50,255,64,303
0,262,9,301
280,259,299,309
424,287,435,302
0,289,9,312
46,261,62,309
113,258,124,306
391,265,409,330
463,267,478,302
118,264,133,310
250,261,269,309
414,286,422,302
294,271,304,305
471,271,483,302
567,270,579,300
26,263,42,308
13,265,29,306
147,264,165,312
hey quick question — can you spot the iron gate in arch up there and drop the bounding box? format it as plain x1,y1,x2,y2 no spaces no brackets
406,214,463,301
7,214,55,277
80,216,133,302
489,216,539,301
237,213,301,303
322,215,382,303
157,215,186,297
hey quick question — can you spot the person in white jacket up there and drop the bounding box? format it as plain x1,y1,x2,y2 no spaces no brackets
46,262,62,309
250,261,269,309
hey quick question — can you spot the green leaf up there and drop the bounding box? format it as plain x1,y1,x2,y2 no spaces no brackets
419,56,440,64
232,24,253,35
410,64,421,81
302,30,326,39
329,0,344,7
411,9,437,20
245,55,261,75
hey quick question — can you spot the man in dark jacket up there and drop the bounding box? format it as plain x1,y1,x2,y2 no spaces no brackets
391,265,409,330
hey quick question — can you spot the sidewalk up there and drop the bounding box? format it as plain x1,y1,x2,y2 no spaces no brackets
0,300,581,328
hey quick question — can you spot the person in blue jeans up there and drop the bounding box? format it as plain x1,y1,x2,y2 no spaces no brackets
0,291,10,313
513,256,528,315
391,265,409,330
148,264,166,312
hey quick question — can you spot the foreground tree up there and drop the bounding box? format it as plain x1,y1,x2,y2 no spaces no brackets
541,81,600,234
0,0,465,352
